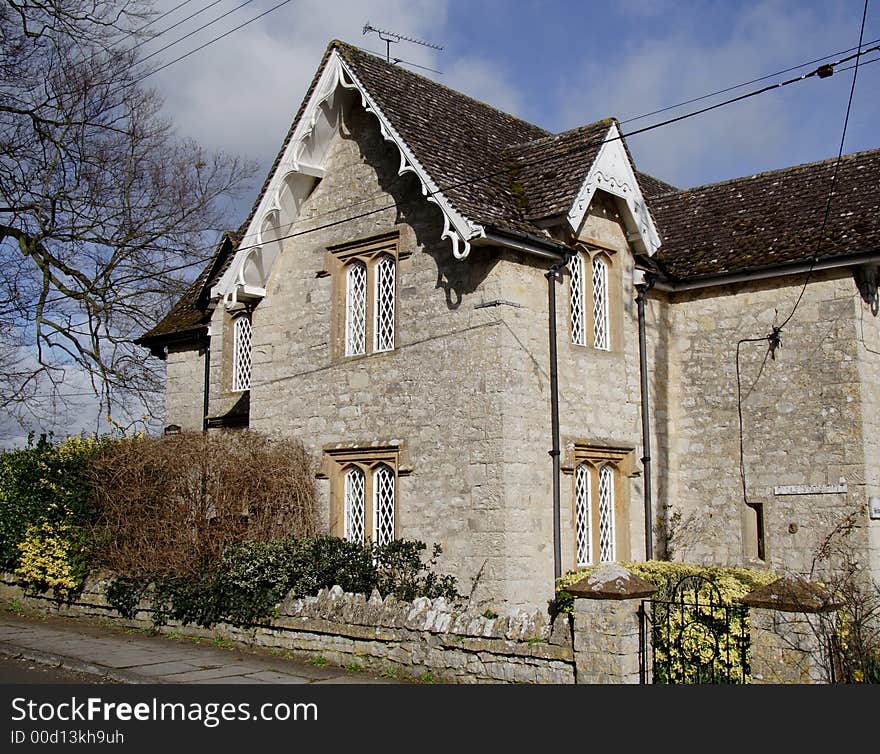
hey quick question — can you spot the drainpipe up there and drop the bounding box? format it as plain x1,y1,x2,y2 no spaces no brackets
634,270,655,560
546,259,566,582
201,329,211,433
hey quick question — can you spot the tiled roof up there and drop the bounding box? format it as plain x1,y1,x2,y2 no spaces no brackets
137,232,238,345
652,148,880,281
504,120,613,222
335,41,551,235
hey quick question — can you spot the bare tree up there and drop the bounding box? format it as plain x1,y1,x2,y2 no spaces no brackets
0,1,255,434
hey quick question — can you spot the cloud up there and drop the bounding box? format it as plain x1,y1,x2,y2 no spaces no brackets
152,0,448,171
557,0,879,187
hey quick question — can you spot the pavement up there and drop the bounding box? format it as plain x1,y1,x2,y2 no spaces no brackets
0,611,401,684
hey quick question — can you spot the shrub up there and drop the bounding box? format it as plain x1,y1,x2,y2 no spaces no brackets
89,431,320,580
105,536,460,629
0,434,109,596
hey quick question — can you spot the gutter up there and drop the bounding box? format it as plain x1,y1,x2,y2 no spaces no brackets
475,226,570,261
651,250,880,292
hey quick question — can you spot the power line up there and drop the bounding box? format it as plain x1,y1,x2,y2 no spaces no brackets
23,41,880,314
619,36,880,125
192,42,880,275
734,0,869,519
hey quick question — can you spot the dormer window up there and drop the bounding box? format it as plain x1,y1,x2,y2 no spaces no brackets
569,248,614,351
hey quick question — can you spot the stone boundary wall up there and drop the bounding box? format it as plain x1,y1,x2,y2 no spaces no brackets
0,574,575,684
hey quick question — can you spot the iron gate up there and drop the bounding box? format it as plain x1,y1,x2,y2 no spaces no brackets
639,575,750,684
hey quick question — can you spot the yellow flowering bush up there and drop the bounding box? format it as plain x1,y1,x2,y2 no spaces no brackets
15,521,89,598
1,433,110,597
556,561,778,684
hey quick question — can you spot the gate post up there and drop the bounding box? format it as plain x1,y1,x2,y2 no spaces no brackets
741,576,842,684
566,564,656,684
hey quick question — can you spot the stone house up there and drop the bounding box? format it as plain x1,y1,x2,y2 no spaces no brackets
137,41,880,611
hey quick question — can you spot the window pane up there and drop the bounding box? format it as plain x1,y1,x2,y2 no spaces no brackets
345,261,367,356
575,463,592,566
569,253,586,346
373,256,395,353
344,467,366,543
372,464,395,546
592,256,609,350
232,316,252,392
598,465,615,562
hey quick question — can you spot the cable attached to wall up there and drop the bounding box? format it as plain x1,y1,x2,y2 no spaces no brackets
733,0,869,559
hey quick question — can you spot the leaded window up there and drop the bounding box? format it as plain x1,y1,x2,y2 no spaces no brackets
571,447,629,566
345,261,367,356
592,256,610,350
344,466,366,543
569,253,586,346
232,315,252,392
575,463,592,566
373,256,395,353
598,465,615,562
372,464,395,546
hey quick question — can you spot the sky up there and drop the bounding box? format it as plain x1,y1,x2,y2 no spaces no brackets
151,0,879,198
3,0,878,447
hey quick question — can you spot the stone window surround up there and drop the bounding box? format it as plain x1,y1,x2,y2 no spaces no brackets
567,242,621,353
318,443,412,542
562,442,635,565
324,230,410,362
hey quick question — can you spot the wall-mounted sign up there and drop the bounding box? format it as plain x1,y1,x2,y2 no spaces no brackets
870,496,880,520
773,482,848,496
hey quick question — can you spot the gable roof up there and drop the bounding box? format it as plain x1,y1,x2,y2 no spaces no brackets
652,148,880,281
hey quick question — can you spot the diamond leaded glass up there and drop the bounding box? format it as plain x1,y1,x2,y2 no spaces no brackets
373,256,395,352
344,467,366,543
569,253,586,346
575,463,592,566
232,316,252,392
372,464,395,546
598,465,615,562
592,256,609,350
345,261,367,356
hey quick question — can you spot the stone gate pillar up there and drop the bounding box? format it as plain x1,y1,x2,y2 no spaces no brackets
567,564,656,684
741,576,841,684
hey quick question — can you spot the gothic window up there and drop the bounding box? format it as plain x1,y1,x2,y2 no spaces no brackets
592,255,610,350
569,249,614,351
330,232,401,359
345,260,367,356
571,446,630,565
569,252,586,347
232,314,252,392
325,447,401,546
373,255,396,353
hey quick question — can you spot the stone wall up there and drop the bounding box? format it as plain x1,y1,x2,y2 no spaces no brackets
658,270,872,582
164,344,205,432
0,574,574,684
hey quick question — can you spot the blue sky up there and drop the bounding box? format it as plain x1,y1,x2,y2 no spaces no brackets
4,0,878,446
152,0,879,201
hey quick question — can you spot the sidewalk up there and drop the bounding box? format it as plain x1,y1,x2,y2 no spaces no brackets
0,611,400,684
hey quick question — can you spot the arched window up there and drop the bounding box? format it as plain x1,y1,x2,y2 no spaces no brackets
345,260,367,356
343,466,366,543
575,463,592,566
232,315,252,392
597,464,615,562
592,255,610,350
372,463,395,546
569,253,586,346
571,446,629,565
373,255,396,353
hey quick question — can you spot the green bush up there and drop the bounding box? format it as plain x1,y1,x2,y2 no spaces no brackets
106,536,460,629
0,434,110,597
